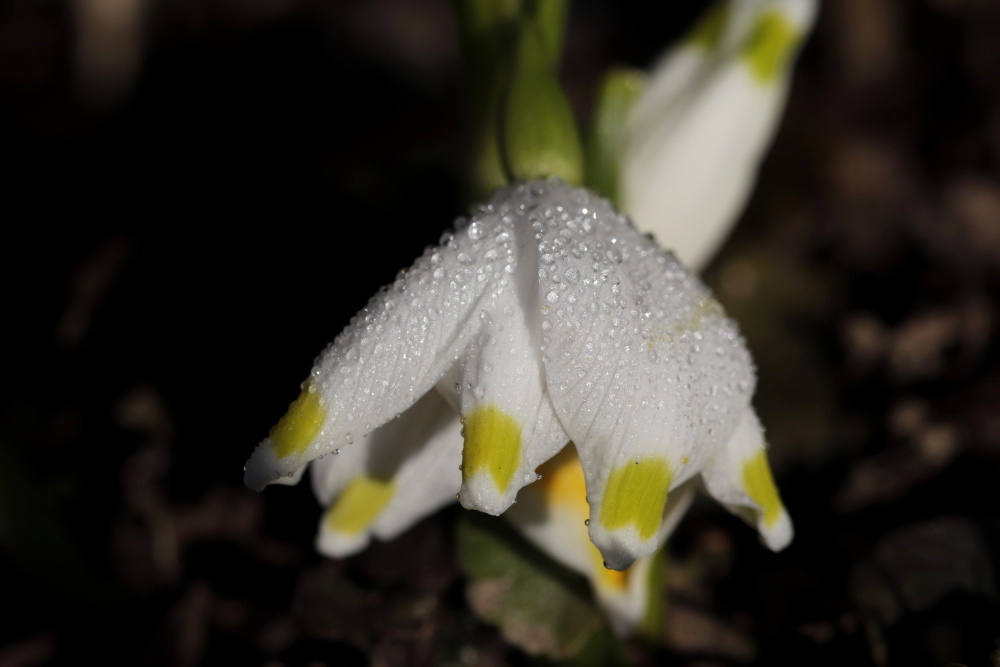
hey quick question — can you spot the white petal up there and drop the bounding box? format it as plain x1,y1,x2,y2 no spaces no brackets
314,390,463,558
700,407,792,551
623,0,818,271
244,204,518,490
448,213,569,515
505,444,695,636
371,393,463,541
530,181,755,570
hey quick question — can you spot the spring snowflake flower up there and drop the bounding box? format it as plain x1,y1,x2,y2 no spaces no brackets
245,0,815,636
622,0,817,269
244,180,791,575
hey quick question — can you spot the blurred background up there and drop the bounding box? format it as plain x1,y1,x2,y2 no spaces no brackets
2,0,1000,665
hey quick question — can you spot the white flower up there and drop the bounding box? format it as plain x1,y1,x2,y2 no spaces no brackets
247,0,816,636
622,0,818,270
244,179,791,575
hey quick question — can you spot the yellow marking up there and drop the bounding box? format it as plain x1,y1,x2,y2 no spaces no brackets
462,405,522,492
324,476,394,536
533,444,586,505
269,385,326,459
600,459,673,541
742,449,783,526
688,2,730,52
743,10,798,84
532,445,631,591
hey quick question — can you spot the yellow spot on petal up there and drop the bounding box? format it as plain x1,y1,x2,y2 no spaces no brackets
742,449,783,526
324,476,394,536
462,404,522,492
600,459,673,541
269,385,326,460
743,10,798,85
688,2,729,52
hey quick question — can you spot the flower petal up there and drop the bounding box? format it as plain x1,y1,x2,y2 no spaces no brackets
313,390,463,557
622,0,817,271
700,407,792,551
530,181,755,570
505,444,694,636
447,221,570,515
244,205,521,490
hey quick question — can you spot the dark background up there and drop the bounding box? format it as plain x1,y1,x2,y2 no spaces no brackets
2,0,1000,665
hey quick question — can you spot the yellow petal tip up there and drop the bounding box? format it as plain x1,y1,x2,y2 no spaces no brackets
600,458,673,541
269,384,326,460
743,10,799,85
742,449,784,527
324,476,394,536
462,404,522,493
688,2,730,52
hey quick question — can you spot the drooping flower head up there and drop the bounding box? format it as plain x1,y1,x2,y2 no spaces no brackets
244,180,790,572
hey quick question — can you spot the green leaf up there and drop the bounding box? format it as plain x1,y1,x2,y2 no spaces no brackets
456,512,610,660
584,68,645,207
501,21,583,185
454,0,579,196
453,0,521,199
526,0,570,68
452,0,522,75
